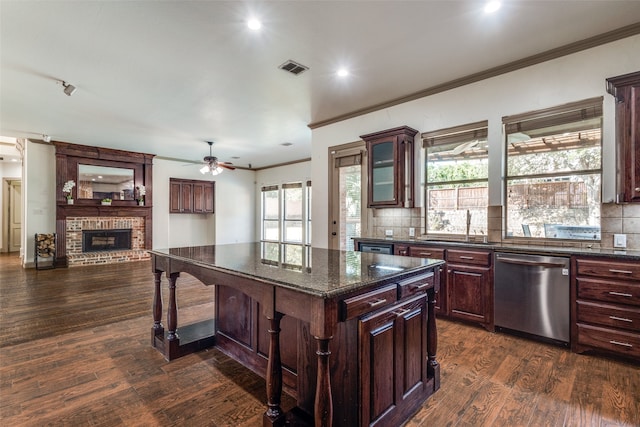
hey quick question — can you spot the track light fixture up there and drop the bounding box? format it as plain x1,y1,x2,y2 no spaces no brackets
62,81,77,96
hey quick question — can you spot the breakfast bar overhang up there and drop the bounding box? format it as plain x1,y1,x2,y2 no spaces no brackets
149,243,443,427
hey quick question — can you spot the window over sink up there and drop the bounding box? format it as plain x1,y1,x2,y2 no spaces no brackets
422,121,489,238
503,97,603,240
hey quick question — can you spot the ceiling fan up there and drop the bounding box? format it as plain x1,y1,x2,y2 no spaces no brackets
199,141,235,175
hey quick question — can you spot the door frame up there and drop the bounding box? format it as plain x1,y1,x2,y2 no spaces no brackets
2,177,22,253
327,141,368,250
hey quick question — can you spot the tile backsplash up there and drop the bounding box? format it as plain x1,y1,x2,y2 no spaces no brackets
369,202,640,251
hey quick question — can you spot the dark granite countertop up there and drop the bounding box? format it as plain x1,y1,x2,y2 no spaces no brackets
150,243,444,298
354,237,640,260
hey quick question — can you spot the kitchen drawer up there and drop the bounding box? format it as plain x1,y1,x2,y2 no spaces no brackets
576,277,640,307
577,323,640,359
340,284,397,321
577,300,640,332
397,271,435,299
447,249,491,267
408,246,445,260
576,258,640,281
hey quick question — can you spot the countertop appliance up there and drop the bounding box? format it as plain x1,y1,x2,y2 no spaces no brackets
494,252,570,345
359,242,394,254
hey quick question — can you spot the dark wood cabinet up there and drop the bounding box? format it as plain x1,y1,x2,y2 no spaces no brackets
408,245,447,316
446,249,493,331
359,293,428,427
360,126,418,208
607,71,640,203
572,256,640,361
169,178,214,214
213,267,440,426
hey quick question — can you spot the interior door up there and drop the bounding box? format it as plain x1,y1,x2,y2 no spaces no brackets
329,142,367,250
8,179,22,253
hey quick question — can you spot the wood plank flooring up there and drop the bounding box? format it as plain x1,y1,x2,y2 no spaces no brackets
1,253,638,426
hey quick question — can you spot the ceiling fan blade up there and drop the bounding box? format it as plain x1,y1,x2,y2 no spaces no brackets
218,163,236,170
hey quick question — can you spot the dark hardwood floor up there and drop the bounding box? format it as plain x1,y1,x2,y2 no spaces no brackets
1,253,638,426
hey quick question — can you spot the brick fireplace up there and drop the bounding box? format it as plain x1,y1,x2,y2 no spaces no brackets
66,217,149,266
54,141,154,267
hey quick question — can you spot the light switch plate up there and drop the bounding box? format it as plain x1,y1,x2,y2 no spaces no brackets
614,234,627,248
385,229,393,237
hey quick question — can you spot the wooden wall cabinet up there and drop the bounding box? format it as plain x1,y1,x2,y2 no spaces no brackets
572,256,640,361
607,71,640,203
360,126,418,208
169,178,214,214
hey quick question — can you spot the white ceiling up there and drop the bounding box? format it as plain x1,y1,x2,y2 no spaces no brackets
1,1,640,168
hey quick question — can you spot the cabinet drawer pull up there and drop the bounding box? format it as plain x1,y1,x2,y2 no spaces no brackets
609,291,633,298
459,256,474,260
609,269,634,275
368,298,387,308
412,283,431,290
609,340,633,348
418,252,432,256
609,316,633,323
392,308,410,317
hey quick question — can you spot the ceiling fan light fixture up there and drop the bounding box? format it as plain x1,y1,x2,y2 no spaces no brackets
200,165,210,174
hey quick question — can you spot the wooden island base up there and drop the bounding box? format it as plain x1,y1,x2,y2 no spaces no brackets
150,245,442,427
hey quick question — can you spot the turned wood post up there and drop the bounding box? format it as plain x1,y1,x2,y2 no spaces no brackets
315,337,333,427
427,285,440,389
263,312,285,427
152,271,163,330
167,272,180,341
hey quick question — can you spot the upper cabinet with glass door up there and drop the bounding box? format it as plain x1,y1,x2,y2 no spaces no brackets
361,126,418,208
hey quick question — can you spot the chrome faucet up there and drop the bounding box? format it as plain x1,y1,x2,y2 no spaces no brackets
465,210,471,242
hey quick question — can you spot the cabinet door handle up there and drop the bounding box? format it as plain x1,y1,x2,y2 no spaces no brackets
635,187,640,192
609,340,633,348
392,308,410,317
459,256,474,260
609,315,633,323
368,298,387,308
609,269,634,275
609,291,633,298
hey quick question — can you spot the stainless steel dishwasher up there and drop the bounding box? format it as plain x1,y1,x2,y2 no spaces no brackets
494,252,570,345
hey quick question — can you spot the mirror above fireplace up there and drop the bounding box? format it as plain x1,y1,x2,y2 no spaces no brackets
78,165,135,200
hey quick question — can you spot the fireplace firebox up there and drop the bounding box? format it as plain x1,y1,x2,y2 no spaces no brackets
83,229,132,253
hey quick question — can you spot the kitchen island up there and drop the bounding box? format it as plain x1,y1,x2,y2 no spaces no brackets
149,243,443,427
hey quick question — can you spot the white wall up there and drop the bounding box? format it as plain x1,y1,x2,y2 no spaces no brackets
311,35,640,249
22,141,56,263
254,161,311,241
152,158,256,248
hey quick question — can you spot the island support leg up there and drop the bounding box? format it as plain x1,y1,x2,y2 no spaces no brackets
427,287,440,390
166,272,180,358
263,312,285,426
151,271,164,343
314,336,333,427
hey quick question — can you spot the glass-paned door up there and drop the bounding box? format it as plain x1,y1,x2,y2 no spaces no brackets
330,143,367,251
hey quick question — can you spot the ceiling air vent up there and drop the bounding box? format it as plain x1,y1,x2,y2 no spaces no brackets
279,60,309,75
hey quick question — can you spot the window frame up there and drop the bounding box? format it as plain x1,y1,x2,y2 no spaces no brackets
502,97,603,241
422,121,489,238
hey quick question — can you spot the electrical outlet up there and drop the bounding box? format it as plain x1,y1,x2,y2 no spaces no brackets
613,234,627,248
385,229,393,237
409,227,416,237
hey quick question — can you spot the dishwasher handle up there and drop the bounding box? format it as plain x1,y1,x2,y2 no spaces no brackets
496,256,566,269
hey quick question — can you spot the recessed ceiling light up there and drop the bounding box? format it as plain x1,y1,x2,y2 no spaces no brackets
247,18,262,30
337,68,349,77
484,1,501,13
